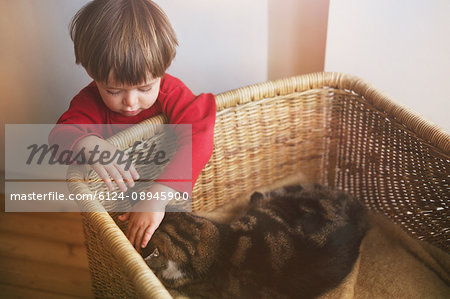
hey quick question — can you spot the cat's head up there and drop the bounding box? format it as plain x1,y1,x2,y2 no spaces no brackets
250,184,304,207
141,213,220,287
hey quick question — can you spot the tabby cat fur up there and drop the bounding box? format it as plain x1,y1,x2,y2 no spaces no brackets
141,184,369,299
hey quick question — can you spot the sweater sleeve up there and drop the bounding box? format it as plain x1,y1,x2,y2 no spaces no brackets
48,84,106,154
156,85,216,195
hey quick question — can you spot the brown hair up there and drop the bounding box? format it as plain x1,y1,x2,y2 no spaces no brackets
70,0,178,84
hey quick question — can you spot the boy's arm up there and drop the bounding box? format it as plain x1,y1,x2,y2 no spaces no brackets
48,84,106,153
49,86,138,191
121,83,216,252
156,85,216,195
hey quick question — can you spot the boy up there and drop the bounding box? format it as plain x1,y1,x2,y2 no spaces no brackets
49,0,216,252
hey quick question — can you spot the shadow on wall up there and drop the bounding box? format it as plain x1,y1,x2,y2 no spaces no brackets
268,0,330,79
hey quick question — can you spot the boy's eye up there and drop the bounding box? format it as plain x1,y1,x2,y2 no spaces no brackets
139,87,152,93
106,90,121,95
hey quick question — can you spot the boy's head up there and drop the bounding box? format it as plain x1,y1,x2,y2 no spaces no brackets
70,0,178,85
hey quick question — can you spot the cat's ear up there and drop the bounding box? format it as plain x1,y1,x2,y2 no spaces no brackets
313,183,325,191
144,248,160,261
250,192,264,205
283,184,304,194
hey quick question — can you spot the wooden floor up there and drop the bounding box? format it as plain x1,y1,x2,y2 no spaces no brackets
0,195,94,298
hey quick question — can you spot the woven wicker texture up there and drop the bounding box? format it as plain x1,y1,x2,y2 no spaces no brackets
67,72,449,298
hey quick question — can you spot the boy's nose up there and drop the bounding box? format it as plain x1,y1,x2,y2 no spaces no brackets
123,92,138,107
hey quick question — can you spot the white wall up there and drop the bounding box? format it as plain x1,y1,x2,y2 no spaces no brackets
325,0,450,132
0,0,92,125
157,0,268,94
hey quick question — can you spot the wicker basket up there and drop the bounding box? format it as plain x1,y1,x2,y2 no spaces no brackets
67,72,449,298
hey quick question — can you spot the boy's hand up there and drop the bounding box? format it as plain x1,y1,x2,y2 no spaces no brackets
74,135,139,192
118,209,165,252
118,183,175,251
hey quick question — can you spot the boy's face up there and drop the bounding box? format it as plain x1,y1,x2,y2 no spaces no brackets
95,74,161,117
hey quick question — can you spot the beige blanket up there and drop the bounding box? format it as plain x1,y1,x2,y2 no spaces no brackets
320,212,449,299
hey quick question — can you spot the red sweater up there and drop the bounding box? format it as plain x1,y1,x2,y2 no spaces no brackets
49,74,216,194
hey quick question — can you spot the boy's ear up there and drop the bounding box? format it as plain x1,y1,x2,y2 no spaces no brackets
85,69,104,82
85,70,95,81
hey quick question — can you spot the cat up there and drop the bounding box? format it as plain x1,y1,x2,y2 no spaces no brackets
141,184,369,299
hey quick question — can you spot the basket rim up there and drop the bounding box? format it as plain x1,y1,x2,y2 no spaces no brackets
214,72,449,154
94,72,448,155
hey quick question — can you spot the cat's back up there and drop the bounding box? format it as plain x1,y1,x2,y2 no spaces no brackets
226,184,369,298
